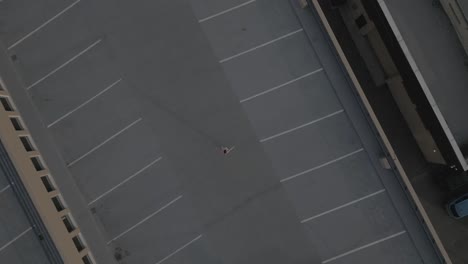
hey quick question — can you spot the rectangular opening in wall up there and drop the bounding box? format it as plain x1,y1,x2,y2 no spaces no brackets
72,235,85,252
61,215,75,233
0,97,14,111
9,117,24,131
40,176,55,192
51,196,65,212
82,255,94,264
19,136,35,152
30,156,45,171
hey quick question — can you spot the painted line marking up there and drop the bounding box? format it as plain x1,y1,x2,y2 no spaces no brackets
48,79,122,128
240,68,323,103
0,227,32,253
8,0,81,50
27,39,101,90
322,231,406,263
301,189,386,224
0,185,11,195
221,146,236,155
260,110,344,143
155,235,203,264
281,148,364,183
88,157,162,205
198,0,255,23
107,195,183,244
67,118,142,167
220,28,303,63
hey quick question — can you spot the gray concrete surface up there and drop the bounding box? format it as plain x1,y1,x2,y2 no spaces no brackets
0,0,442,263
0,170,50,264
318,1,468,262
340,1,468,262
460,0,468,19
382,0,468,151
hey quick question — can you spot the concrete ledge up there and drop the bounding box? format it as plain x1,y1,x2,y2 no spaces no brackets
377,0,468,172
310,0,451,263
0,41,114,263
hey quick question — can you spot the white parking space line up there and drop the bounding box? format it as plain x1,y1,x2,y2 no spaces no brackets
88,156,163,206
0,227,32,253
322,230,406,263
68,117,142,167
8,0,81,50
0,185,10,195
260,109,344,143
107,195,183,244
198,0,256,23
155,234,203,264
220,28,304,63
27,39,102,90
47,79,122,128
240,68,323,103
281,148,364,183
301,189,386,224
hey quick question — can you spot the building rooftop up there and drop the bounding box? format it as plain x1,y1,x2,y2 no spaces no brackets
0,165,50,264
458,0,468,20
0,0,442,263
380,0,468,159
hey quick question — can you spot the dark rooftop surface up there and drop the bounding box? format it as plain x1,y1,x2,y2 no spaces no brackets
381,0,468,153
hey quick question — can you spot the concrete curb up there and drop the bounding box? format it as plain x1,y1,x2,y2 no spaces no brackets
308,0,451,263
